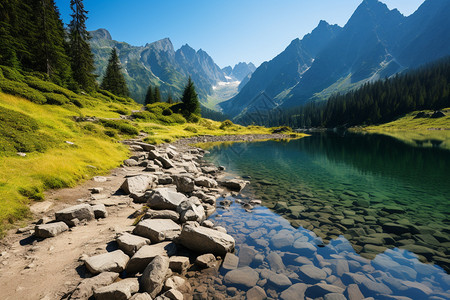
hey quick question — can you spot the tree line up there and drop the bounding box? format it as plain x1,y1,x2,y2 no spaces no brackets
0,0,201,117
267,57,450,128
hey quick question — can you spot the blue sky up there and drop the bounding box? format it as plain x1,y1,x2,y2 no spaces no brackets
55,0,425,68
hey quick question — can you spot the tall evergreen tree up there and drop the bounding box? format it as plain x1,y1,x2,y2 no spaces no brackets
68,0,96,91
100,48,129,97
167,93,174,104
154,86,161,102
145,85,154,105
181,77,200,116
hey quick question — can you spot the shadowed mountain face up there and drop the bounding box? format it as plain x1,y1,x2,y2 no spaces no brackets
221,0,450,122
90,30,255,104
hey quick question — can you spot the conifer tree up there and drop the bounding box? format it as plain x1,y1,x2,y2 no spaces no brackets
68,0,96,91
145,85,155,105
100,48,129,97
154,86,161,102
181,77,200,116
167,93,174,104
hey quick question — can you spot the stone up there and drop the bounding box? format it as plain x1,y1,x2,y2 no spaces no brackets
382,223,410,235
219,179,248,191
85,250,129,275
345,284,365,300
172,175,195,193
133,219,181,243
164,276,191,293
293,241,317,256
246,286,267,300
401,281,432,298
195,176,218,188
238,246,257,267
222,253,239,270
224,267,259,288
129,293,152,300
92,204,108,219
195,253,217,269
169,256,190,273
298,265,327,282
147,188,188,210
124,158,139,167
382,206,405,214
163,289,183,300
126,242,177,274
144,209,180,222
359,278,392,295
116,233,150,256
55,204,95,225
280,283,308,300
401,244,436,259
120,175,154,195
306,283,345,298
271,231,295,249
71,272,119,300
140,255,170,298
176,224,235,256
267,273,292,289
134,142,156,151
324,293,347,300
267,252,285,272
201,220,214,228
34,222,68,238
156,156,175,169
177,200,206,223
94,278,139,300
90,187,104,194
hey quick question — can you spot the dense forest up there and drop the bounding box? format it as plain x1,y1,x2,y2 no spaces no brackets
267,57,450,128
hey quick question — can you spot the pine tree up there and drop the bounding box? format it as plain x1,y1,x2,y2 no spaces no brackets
181,77,200,116
68,0,96,91
100,48,129,97
167,93,174,104
154,86,161,102
145,85,154,105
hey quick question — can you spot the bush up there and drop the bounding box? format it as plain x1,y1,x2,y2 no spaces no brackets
0,65,24,81
44,93,70,105
25,76,78,99
271,126,292,133
132,110,186,125
114,108,130,115
104,129,118,138
99,119,139,136
0,79,47,104
18,186,44,201
162,108,173,116
186,114,200,123
219,119,234,130
184,125,198,133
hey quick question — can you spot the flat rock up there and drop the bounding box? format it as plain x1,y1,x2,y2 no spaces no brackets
71,272,119,300
134,142,156,151
116,233,150,256
267,252,285,272
34,222,69,238
401,281,432,298
219,179,248,192
280,283,308,300
195,253,217,269
247,286,267,300
324,293,347,300
271,231,295,249
120,175,154,195
298,265,327,282
293,241,317,256
163,289,183,300
345,284,365,300
195,176,218,188
92,204,108,219
222,253,239,270
55,204,95,225
238,246,257,267
140,255,170,298
94,278,139,300
382,223,410,235
172,175,195,193
126,242,177,274
176,224,235,256
177,200,205,223
306,283,345,298
164,276,191,293
124,158,139,167
144,209,179,222
146,188,187,210
224,267,259,288
133,219,181,243
156,156,175,169
129,293,152,300
85,250,129,275
169,256,190,273
267,273,292,289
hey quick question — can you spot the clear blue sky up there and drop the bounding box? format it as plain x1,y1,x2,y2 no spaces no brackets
55,0,425,68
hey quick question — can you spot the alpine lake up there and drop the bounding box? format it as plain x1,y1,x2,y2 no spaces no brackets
201,132,450,299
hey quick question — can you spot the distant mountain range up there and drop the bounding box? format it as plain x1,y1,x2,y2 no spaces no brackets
221,0,450,123
89,30,255,104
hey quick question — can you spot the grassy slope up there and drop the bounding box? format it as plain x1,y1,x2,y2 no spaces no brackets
357,108,450,149
0,69,302,236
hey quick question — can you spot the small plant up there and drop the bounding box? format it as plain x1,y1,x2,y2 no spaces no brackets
44,93,70,105
0,79,47,104
219,119,234,130
99,119,139,136
184,125,198,133
104,129,118,138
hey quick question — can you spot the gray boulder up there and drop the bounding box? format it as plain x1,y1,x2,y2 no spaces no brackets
324,293,347,300
156,156,175,169
280,283,308,300
298,265,327,282
129,293,152,300
195,176,218,188
34,222,69,238
133,219,181,243
247,286,267,300
94,278,139,300
120,175,154,195
219,179,248,191
134,142,156,151
169,256,190,273
195,253,217,269
306,283,345,298
126,242,177,274
144,209,180,222
146,188,187,210
70,272,119,300
267,272,292,289
140,255,170,298
177,200,206,223
176,224,235,256
92,204,108,219
116,233,150,256
172,175,195,193
267,252,285,272
123,158,139,167
84,250,129,275
222,253,239,270
224,267,259,288
55,204,95,225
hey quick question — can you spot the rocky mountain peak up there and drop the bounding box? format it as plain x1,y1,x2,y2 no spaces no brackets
90,28,112,41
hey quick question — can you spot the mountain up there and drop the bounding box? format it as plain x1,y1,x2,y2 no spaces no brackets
90,30,229,103
222,62,256,81
220,20,342,120
221,0,450,123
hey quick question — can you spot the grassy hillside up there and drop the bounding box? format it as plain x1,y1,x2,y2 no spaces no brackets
0,66,294,236
356,108,450,149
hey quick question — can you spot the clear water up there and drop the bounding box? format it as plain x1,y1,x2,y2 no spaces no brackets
204,132,450,299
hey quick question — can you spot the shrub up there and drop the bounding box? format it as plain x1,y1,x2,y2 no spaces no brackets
114,108,130,115
18,186,45,201
271,126,292,133
104,129,118,138
25,76,78,99
44,93,70,105
162,108,173,116
0,65,24,81
219,119,234,130
186,114,200,123
0,79,47,104
99,119,139,136
41,175,70,189
184,125,198,133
